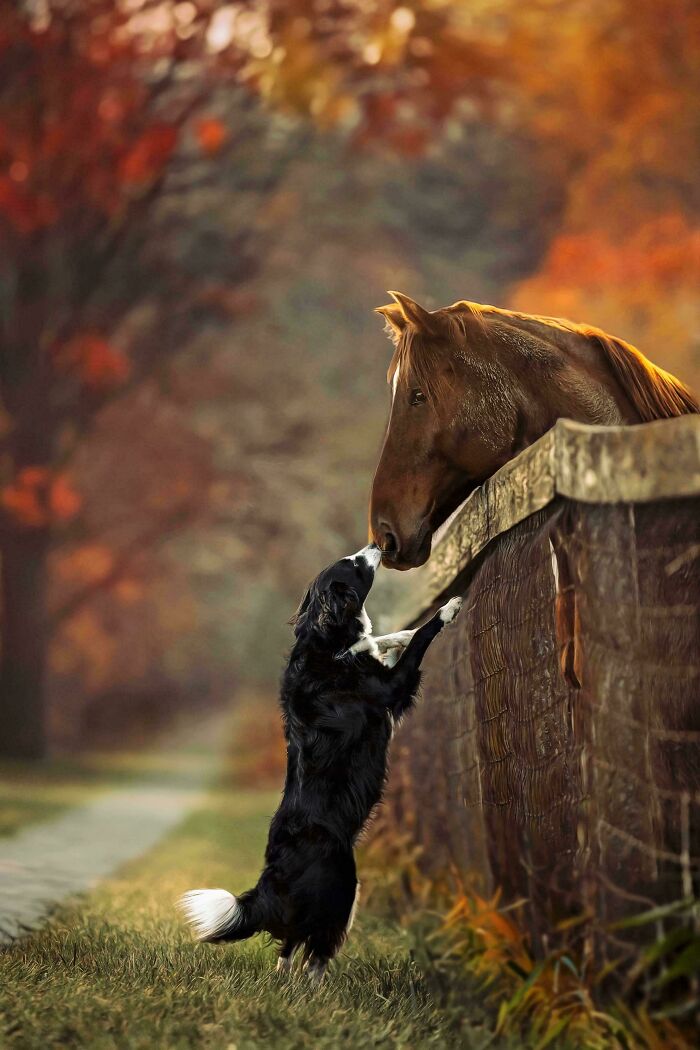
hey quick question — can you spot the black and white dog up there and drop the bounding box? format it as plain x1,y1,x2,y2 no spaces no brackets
179,543,461,982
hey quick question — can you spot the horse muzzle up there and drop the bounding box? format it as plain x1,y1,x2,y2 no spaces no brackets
378,519,432,570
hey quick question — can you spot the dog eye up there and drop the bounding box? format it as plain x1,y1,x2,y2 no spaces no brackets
409,389,426,406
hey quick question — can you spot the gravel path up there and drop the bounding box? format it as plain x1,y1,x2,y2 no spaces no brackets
0,718,227,945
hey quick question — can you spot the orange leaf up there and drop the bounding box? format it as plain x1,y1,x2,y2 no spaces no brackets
49,475,81,522
53,333,130,392
195,117,228,155
1,484,46,527
0,467,81,528
114,578,143,604
1,467,50,528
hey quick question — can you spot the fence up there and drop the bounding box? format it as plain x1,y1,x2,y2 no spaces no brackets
372,416,700,967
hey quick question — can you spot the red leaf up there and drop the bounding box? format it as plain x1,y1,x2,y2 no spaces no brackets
120,124,178,185
49,475,81,523
195,117,228,156
1,469,49,528
0,467,79,528
52,334,130,392
0,176,57,233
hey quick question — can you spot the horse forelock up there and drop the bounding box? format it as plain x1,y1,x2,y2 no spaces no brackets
385,306,531,416
387,323,457,411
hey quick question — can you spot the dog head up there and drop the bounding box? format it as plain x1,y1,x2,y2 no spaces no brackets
291,543,382,643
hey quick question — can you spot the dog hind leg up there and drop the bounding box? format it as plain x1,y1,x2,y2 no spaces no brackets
305,955,328,986
276,940,298,974
300,856,357,987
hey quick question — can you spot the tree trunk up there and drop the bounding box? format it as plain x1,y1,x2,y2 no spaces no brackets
0,527,50,759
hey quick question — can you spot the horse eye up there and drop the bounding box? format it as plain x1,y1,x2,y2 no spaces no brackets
409,389,426,406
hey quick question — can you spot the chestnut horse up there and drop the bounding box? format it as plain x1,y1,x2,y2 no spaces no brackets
370,291,698,569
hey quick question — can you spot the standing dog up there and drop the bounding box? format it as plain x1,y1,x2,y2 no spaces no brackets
179,543,461,982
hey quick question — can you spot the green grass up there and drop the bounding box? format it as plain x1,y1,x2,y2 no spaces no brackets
0,772,500,1049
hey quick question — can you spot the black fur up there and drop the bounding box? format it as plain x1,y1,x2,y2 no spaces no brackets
182,545,457,977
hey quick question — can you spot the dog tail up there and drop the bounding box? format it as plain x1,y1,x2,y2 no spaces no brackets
178,886,267,943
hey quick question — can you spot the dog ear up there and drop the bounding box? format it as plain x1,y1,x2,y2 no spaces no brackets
291,581,361,637
316,582,360,635
289,585,312,631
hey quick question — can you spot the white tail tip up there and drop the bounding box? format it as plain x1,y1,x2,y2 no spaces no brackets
178,888,239,941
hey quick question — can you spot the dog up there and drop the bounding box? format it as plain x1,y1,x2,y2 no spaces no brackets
179,542,462,982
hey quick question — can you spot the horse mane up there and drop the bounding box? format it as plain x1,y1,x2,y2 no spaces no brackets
448,301,699,422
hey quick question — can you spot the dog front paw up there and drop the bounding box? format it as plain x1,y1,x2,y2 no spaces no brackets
439,596,463,624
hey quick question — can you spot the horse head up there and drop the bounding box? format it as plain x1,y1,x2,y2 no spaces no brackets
369,291,527,569
369,291,697,570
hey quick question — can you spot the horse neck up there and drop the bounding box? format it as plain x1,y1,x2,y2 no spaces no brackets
495,317,639,425
495,311,698,423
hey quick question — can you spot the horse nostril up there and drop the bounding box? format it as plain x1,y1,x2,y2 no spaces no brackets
381,530,398,556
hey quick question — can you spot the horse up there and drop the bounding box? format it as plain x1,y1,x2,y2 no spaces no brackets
369,291,699,569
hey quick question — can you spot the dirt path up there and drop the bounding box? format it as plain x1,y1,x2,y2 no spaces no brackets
0,715,229,945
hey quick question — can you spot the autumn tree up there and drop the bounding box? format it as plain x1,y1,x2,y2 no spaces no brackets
0,1,250,757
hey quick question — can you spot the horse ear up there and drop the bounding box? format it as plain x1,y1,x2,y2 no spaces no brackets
375,303,406,344
387,290,440,334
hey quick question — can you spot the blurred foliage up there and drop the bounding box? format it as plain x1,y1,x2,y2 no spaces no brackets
222,688,287,789
0,0,697,752
512,214,700,384
437,892,700,1049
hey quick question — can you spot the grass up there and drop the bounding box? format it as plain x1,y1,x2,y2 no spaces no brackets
0,755,505,1049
